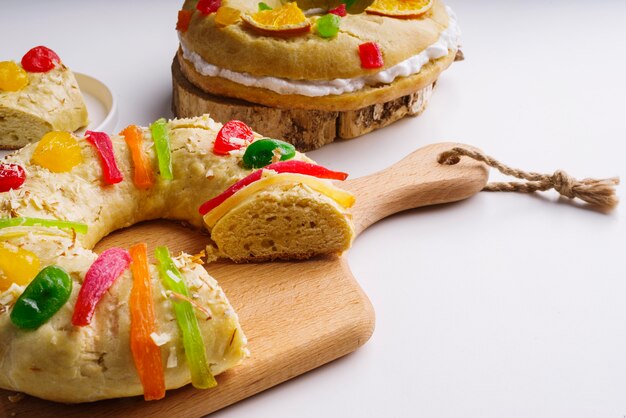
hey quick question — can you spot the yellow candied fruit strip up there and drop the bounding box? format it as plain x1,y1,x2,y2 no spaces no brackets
0,243,40,291
0,229,68,241
203,172,355,228
215,6,241,27
0,61,29,92
31,131,83,173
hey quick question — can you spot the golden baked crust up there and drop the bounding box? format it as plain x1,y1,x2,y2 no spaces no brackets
0,64,88,150
180,0,450,80
178,47,455,111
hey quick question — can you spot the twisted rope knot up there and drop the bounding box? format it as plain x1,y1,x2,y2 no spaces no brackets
438,147,620,210
551,170,576,199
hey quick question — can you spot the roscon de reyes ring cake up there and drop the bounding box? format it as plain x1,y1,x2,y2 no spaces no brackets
173,0,462,150
0,115,355,402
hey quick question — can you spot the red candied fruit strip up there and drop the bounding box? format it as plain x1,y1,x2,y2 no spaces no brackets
199,170,263,215
358,42,384,69
21,46,61,73
0,163,26,192
265,160,348,181
198,160,348,215
328,4,347,17
72,248,131,327
177,9,193,32
85,130,124,185
213,120,255,155
197,0,221,15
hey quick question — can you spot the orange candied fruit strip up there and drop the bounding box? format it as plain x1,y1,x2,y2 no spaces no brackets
129,243,166,401
120,125,154,189
176,9,193,32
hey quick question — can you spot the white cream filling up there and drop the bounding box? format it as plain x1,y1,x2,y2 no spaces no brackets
179,6,460,97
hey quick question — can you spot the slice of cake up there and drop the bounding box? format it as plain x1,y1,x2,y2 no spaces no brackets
0,46,88,150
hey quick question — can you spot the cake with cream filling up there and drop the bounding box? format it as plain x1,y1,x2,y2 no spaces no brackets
172,0,461,150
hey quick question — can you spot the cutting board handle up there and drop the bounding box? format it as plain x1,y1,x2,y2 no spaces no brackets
342,142,489,236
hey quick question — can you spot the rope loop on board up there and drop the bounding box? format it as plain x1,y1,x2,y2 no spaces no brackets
438,147,620,209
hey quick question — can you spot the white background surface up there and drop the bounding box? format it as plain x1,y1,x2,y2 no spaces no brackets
2,1,626,417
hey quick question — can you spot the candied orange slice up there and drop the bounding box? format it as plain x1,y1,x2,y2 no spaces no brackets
366,0,433,18
242,2,311,36
215,6,241,27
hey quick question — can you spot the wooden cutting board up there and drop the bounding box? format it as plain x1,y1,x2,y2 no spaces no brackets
0,143,488,417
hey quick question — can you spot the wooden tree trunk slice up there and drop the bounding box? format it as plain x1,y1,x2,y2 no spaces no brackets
171,56,435,151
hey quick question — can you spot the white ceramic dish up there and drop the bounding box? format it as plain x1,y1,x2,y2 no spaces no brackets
74,72,118,135
0,72,117,158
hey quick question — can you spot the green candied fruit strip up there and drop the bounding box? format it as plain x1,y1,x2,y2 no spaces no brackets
150,118,173,180
0,217,88,234
10,265,73,330
154,246,217,389
242,138,296,169
316,14,341,38
258,2,272,10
